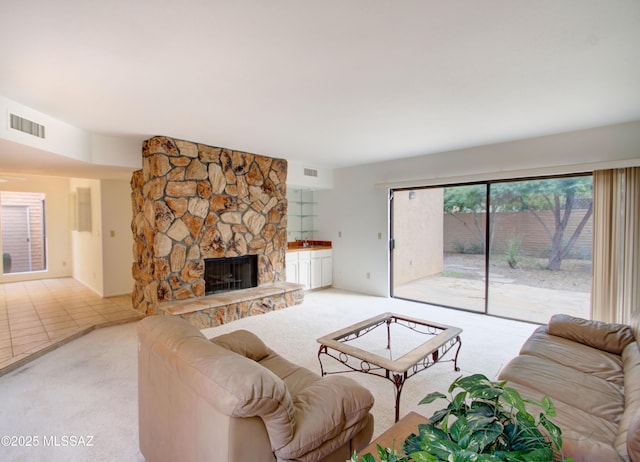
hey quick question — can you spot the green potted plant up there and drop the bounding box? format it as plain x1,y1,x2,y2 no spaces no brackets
352,374,572,462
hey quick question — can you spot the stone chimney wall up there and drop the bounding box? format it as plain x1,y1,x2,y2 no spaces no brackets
131,136,288,315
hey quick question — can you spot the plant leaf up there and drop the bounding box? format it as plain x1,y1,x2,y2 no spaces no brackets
469,384,504,401
375,444,407,462
450,450,504,462
407,451,440,462
455,374,492,395
455,374,490,389
350,451,377,462
420,391,448,405
452,390,469,410
466,405,495,419
404,424,461,459
519,446,554,461
402,432,424,455
449,375,465,393
451,414,499,450
501,387,528,415
455,375,504,401
449,451,479,462
450,415,469,446
469,420,504,452
540,396,556,417
513,407,536,426
539,413,563,450
360,453,376,462
429,407,451,425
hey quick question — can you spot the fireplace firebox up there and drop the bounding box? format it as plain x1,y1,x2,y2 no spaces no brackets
204,255,258,295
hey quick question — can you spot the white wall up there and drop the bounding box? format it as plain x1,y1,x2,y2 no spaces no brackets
90,134,141,169
287,161,333,189
317,167,389,295
0,174,73,283
70,179,104,295
316,121,640,297
100,179,134,296
69,178,134,297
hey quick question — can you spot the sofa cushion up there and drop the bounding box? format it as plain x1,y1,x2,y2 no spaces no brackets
275,375,374,460
519,326,625,386
501,382,621,462
613,342,640,461
548,314,635,355
254,347,375,459
209,329,271,361
627,409,640,462
258,352,375,460
259,353,322,396
499,354,624,424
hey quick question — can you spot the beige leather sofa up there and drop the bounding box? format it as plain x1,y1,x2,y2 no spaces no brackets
138,316,374,462
498,314,640,462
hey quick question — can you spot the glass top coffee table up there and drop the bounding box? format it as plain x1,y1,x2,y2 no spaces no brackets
317,312,462,422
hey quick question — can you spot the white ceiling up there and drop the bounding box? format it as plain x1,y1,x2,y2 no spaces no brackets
0,0,639,177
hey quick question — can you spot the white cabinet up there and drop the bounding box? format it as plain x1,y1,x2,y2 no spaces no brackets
287,249,332,290
286,250,311,289
311,249,332,289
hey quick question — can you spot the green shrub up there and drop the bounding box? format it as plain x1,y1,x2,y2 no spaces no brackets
506,234,522,269
452,239,466,253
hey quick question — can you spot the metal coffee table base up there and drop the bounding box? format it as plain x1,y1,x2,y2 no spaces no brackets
317,313,462,422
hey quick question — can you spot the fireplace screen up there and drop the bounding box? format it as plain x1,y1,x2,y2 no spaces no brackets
204,255,258,295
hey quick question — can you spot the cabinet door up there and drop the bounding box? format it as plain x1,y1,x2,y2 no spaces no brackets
311,257,323,289
286,252,298,283
286,260,298,283
297,251,311,290
321,256,333,287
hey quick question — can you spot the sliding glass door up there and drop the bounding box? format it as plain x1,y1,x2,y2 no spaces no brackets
391,174,592,323
487,177,592,322
391,185,487,312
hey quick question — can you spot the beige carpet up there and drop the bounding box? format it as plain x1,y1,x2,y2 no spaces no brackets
0,288,538,462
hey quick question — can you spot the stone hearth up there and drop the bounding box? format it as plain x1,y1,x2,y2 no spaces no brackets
156,282,304,329
131,136,303,327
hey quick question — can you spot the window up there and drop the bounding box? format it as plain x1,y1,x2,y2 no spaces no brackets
1,191,47,274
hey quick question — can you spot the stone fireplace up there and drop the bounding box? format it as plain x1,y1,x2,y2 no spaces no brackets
131,136,303,326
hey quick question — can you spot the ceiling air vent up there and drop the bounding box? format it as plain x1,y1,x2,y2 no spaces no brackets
303,168,318,178
9,113,46,139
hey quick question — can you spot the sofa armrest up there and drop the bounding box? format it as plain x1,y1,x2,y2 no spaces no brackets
548,314,635,355
274,375,374,460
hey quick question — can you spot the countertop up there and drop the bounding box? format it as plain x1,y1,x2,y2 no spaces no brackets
287,240,332,252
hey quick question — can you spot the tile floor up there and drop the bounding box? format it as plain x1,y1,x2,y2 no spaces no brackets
0,277,143,376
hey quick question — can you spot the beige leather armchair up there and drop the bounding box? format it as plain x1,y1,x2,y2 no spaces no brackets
138,316,374,462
